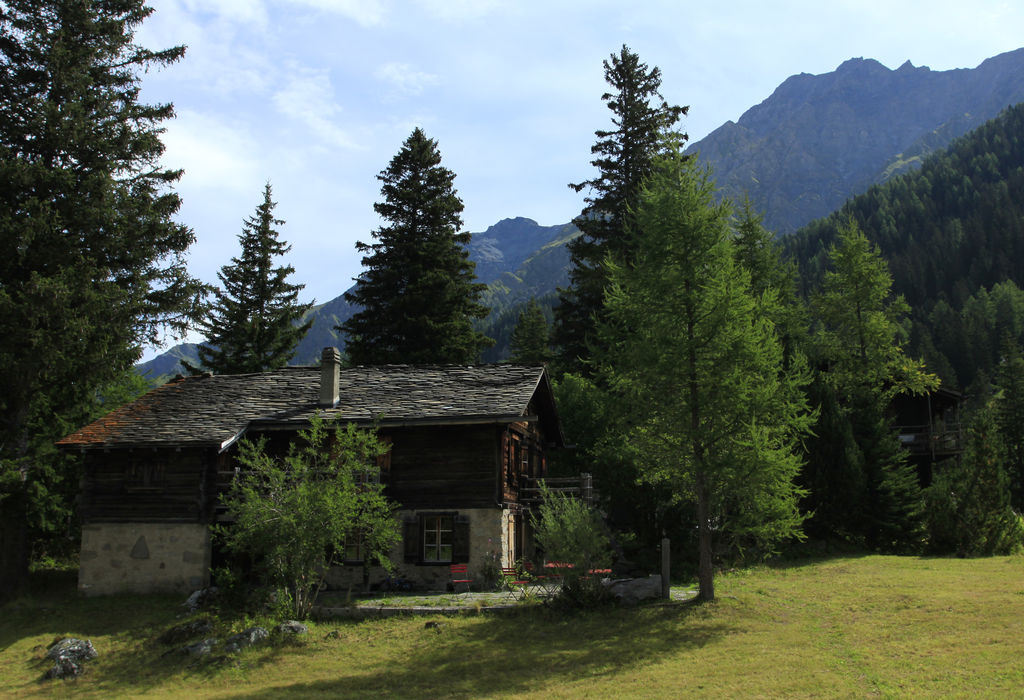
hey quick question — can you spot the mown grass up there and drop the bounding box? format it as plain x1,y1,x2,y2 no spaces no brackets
2,554,1022,698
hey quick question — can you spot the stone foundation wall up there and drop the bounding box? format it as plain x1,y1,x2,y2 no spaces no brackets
325,507,510,592
78,523,210,596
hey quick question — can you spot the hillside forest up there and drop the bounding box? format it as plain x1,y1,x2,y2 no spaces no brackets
1,1,1023,598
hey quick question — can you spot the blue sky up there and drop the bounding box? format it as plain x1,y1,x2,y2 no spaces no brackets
137,0,1024,356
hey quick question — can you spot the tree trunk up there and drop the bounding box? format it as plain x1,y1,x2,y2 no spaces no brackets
695,470,715,601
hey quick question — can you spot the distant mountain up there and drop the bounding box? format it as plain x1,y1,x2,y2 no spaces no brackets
688,48,1024,234
140,48,1024,375
782,102,1024,390
137,343,202,381
137,217,573,378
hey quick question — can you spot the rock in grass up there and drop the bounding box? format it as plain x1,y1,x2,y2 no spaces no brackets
159,618,214,645
181,638,219,657
181,587,219,612
276,620,308,635
44,638,97,679
606,575,663,606
224,627,269,653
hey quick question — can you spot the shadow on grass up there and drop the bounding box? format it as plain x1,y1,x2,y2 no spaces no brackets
235,603,735,699
2,571,736,697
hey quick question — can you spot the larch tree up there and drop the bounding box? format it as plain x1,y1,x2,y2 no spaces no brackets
341,128,491,365
196,183,312,374
555,45,686,374
509,299,553,365
0,0,204,594
597,148,813,602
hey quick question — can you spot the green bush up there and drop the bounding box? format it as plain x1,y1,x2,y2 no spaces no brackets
216,415,399,618
531,483,612,608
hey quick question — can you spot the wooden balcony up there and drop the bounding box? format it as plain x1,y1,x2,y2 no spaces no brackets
896,424,964,458
520,473,596,506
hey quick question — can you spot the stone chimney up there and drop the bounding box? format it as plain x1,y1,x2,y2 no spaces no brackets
319,346,341,407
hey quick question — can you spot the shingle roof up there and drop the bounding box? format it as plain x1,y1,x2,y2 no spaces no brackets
57,363,559,450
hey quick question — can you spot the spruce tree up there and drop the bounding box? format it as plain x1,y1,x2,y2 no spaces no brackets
197,183,312,374
555,45,686,373
995,337,1024,510
341,128,491,365
509,299,553,365
0,0,204,594
808,218,937,551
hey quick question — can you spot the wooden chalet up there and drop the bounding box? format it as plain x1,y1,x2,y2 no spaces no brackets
57,348,565,595
892,387,964,484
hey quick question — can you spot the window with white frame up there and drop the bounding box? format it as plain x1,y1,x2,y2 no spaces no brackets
422,514,453,562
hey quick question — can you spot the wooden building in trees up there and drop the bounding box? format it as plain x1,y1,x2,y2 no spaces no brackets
58,348,564,595
893,387,964,484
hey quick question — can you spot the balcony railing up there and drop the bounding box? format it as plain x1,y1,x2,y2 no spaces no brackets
520,473,595,506
896,424,964,457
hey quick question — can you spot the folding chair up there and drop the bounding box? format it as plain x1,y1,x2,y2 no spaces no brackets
502,567,530,601
449,563,473,593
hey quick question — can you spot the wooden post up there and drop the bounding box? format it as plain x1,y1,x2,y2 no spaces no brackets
661,536,670,599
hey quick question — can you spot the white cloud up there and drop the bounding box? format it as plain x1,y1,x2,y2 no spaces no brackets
284,0,387,26
374,62,440,96
273,69,358,150
160,110,264,194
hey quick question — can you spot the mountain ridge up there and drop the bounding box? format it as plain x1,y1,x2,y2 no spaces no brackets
139,48,1024,377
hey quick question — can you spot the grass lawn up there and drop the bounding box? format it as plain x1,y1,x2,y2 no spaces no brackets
2,554,1022,698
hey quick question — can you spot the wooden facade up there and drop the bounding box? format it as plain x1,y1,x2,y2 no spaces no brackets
77,447,221,524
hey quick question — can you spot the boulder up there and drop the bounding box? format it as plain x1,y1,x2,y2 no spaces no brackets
224,626,269,653
276,620,308,635
605,575,663,606
181,638,219,657
181,587,218,612
44,638,97,680
159,618,214,645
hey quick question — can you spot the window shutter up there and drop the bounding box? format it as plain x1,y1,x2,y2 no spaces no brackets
453,515,471,563
403,516,419,563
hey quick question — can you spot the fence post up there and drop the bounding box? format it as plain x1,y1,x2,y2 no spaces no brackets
661,536,670,599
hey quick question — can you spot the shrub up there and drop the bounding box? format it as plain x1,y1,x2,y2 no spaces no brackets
531,483,612,607
216,415,399,618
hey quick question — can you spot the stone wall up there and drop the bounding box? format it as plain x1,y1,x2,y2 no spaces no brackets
326,507,511,592
78,523,210,596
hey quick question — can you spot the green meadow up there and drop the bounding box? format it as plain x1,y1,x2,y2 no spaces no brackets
2,555,1022,698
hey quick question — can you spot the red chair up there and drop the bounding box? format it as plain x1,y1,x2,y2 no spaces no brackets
502,567,530,601
449,563,472,593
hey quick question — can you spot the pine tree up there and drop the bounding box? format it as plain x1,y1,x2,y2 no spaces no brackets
597,148,812,602
509,299,553,365
196,183,312,374
555,45,687,374
0,0,204,594
341,128,491,365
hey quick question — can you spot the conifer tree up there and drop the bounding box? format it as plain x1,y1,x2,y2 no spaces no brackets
0,0,204,594
555,46,686,374
509,299,553,365
995,337,1024,510
341,128,491,365
597,148,812,602
197,183,312,374
807,219,937,551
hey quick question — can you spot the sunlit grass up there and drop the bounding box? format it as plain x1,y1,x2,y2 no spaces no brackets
2,555,1022,698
